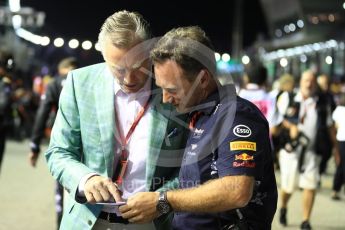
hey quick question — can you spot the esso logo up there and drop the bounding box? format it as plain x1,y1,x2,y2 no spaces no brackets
233,125,251,137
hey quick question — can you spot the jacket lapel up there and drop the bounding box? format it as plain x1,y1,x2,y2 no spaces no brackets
94,66,116,177
145,86,170,190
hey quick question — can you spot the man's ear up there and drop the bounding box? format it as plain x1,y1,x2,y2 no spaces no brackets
199,69,211,89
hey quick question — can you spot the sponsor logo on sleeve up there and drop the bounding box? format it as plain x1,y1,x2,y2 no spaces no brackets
235,153,254,161
230,141,256,151
192,128,204,139
233,161,256,168
233,124,251,137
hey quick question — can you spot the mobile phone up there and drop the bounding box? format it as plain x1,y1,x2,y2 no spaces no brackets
96,201,126,206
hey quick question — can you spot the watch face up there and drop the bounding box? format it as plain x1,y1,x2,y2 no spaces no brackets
158,201,170,214
157,191,171,214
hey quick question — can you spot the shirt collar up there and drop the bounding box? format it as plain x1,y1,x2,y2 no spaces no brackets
294,91,317,104
191,84,237,116
188,88,220,117
246,83,260,90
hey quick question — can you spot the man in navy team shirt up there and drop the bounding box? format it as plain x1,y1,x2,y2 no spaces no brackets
118,26,277,230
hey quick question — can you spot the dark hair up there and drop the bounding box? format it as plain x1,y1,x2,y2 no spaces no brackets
244,63,267,86
150,26,216,81
58,57,78,70
339,93,345,106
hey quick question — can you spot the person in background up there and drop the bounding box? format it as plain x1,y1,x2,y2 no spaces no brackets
28,57,78,228
271,74,297,169
239,64,281,135
278,70,339,230
0,50,14,173
331,93,345,200
317,74,336,178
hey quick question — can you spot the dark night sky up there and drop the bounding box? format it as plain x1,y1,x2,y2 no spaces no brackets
20,0,268,53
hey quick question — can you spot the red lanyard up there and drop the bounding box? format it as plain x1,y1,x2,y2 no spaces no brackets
113,99,150,184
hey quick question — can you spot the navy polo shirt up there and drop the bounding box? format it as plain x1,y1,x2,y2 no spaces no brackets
172,85,277,230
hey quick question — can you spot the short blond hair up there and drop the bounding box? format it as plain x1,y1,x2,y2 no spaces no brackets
279,74,294,90
98,10,151,51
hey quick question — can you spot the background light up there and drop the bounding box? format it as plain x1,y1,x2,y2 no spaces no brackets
280,58,288,67
297,20,304,28
325,56,333,65
11,14,22,29
68,39,79,49
54,38,64,47
9,0,21,12
300,54,307,63
289,23,296,32
95,43,101,51
40,36,50,46
275,29,282,37
221,53,231,62
82,40,92,50
215,52,221,62
241,55,250,65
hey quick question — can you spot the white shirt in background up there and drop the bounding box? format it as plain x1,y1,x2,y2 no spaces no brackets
239,83,281,127
332,105,345,141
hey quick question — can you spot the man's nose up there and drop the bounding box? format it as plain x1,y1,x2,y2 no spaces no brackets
123,70,136,84
162,90,172,104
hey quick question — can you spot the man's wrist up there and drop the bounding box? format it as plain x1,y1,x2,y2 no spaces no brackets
77,173,99,197
156,191,172,215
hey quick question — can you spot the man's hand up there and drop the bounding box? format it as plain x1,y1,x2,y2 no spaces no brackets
120,192,159,223
84,175,123,203
28,152,39,167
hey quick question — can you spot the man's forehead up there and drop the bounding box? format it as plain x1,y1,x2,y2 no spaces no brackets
121,45,149,65
155,60,184,75
105,42,149,68
301,71,315,80
115,58,146,69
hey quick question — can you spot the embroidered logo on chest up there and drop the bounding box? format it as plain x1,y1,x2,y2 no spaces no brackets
233,124,251,137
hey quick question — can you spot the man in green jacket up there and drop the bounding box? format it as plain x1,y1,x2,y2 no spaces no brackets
45,10,186,230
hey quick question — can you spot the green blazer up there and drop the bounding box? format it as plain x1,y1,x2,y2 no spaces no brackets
45,63,187,230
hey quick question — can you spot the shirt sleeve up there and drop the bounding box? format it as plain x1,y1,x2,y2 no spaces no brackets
215,114,270,178
77,173,99,197
266,94,283,127
277,91,290,115
332,107,339,123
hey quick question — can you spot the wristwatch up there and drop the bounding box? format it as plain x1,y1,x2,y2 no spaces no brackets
156,191,172,215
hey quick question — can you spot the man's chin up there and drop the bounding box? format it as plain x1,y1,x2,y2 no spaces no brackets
122,85,139,93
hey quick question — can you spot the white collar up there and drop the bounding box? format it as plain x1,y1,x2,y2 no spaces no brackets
246,83,261,90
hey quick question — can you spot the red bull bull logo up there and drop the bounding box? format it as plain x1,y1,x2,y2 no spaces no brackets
235,153,254,161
